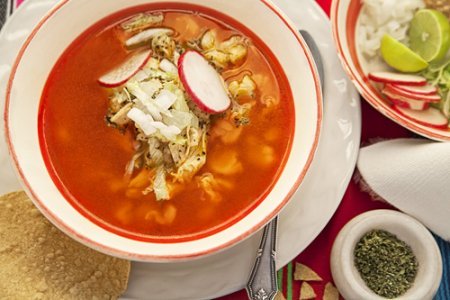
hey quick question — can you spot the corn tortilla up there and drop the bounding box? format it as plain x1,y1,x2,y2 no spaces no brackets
323,282,340,300
294,263,322,282
299,282,316,300
0,191,130,299
274,291,286,300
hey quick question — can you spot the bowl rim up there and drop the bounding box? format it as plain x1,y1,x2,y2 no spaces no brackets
331,0,450,142
4,0,323,261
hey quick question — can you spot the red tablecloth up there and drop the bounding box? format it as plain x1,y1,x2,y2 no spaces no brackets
218,1,416,299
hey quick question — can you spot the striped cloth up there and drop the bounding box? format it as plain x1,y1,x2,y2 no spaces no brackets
1,0,449,299
435,235,450,299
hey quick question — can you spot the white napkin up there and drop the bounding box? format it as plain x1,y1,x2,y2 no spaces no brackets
357,138,450,241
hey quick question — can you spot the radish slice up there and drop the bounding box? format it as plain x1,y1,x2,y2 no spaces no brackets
393,106,449,129
125,28,173,49
368,72,427,86
178,50,231,114
384,85,441,102
390,83,438,95
98,50,151,87
385,94,429,110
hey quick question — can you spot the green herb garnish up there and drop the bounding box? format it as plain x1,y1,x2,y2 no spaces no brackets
354,229,418,299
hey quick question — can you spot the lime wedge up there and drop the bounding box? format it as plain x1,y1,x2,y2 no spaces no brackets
380,34,428,72
409,9,450,63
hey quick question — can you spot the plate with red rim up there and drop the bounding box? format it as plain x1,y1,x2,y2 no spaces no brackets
331,0,450,142
0,0,360,298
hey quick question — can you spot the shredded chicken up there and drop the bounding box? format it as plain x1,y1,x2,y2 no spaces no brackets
121,12,164,33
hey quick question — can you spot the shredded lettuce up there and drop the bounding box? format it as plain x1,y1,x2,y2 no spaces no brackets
442,93,450,118
422,61,450,91
140,79,163,95
422,61,450,119
127,107,157,136
155,90,177,110
163,110,193,131
146,57,160,70
103,24,255,202
126,81,151,101
147,137,164,166
121,12,164,33
153,166,169,201
160,58,178,74
127,82,166,121
111,52,211,200
169,88,190,112
172,128,207,182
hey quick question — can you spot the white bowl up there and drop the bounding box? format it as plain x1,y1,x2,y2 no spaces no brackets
331,0,450,141
4,0,322,261
331,210,442,300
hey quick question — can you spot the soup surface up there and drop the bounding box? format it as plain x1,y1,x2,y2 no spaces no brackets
39,4,295,242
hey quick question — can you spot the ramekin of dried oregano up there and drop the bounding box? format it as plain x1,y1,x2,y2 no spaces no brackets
330,210,442,300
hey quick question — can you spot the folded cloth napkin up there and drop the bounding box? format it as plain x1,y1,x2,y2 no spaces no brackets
357,138,450,241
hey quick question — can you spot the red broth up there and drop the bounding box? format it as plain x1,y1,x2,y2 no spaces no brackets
39,3,295,242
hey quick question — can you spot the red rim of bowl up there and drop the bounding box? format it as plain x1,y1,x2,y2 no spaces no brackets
331,0,450,142
4,0,323,261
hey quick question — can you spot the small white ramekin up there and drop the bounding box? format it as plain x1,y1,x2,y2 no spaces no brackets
331,210,442,300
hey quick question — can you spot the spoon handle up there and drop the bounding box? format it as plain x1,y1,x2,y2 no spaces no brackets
246,217,278,300
299,30,325,92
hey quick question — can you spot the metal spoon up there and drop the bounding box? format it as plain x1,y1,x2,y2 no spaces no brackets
246,30,324,300
246,217,279,300
300,29,325,92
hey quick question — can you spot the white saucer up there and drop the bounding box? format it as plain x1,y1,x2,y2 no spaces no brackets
0,0,361,299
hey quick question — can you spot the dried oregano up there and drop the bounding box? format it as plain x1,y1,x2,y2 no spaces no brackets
354,229,418,299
